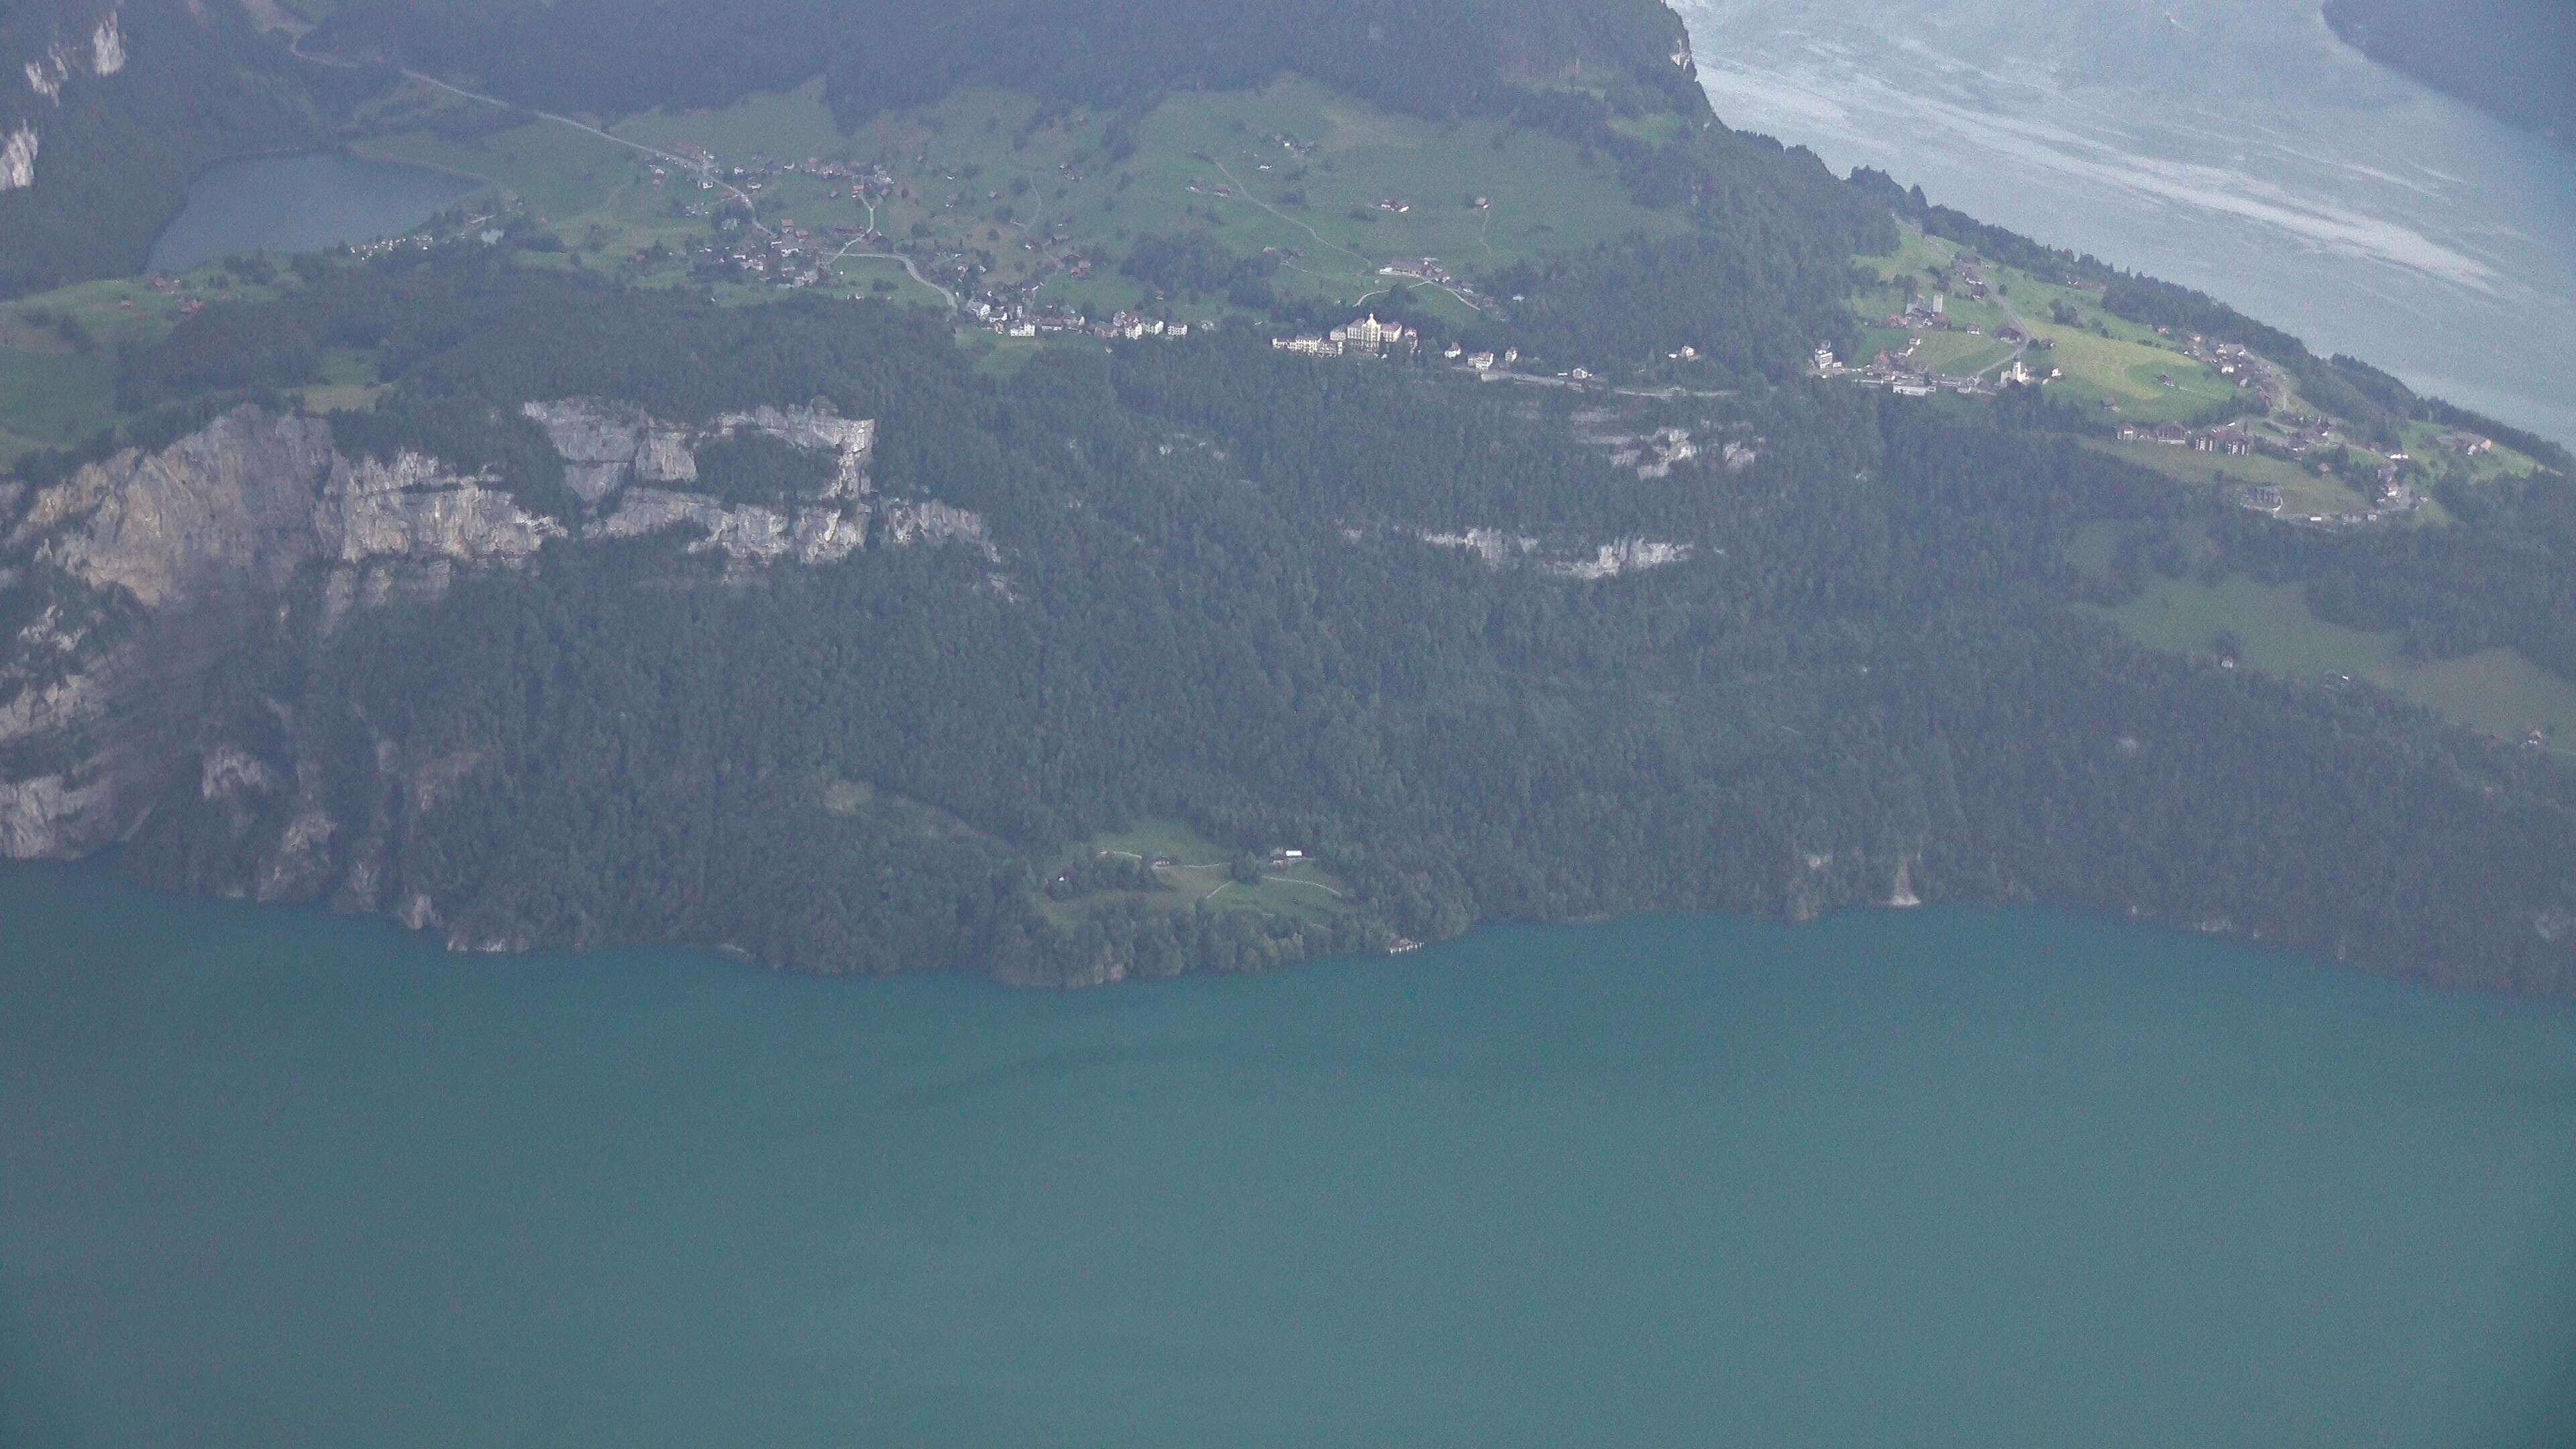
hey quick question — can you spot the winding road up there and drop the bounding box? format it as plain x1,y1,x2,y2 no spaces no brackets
1205,154,1485,315
824,238,959,309
287,30,773,239
294,24,983,315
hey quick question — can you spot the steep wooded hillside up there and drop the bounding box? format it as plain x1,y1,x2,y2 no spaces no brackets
0,0,374,298
2326,0,2576,146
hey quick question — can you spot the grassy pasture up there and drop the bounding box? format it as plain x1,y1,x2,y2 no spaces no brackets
1045,818,1357,928
2088,439,2375,519
1905,331,2015,378
0,266,299,459
613,79,845,164
0,349,115,451
366,73,1687,319
2033,327,2237,421
1854,227,2240,423
2096,576,2576,745
361,119,618,223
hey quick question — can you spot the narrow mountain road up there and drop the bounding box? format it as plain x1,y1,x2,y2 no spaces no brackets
1207,157,1372,269
288,32,772,237
1201,144,1487,313
824,239,959,310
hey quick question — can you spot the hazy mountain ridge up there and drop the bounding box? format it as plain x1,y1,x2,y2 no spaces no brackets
2326,0,2576,147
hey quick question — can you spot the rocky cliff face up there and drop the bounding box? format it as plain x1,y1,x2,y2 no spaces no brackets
0,123,35,190
25,409,559,609
1401,525,1695,578
7,5,123,190
0,400,993,936
521,398,912,566
0,407,567,864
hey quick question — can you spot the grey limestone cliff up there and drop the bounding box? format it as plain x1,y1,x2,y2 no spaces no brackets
0,400,993,939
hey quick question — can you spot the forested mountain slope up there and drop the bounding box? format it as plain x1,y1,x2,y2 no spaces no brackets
311,0,1710,132
2326,0,2576,146
0,0,372,297
2,0,2574,994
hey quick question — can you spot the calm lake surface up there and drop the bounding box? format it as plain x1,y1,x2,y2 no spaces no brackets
146,154,475,275
5,863,2573,1447
1678,0,2576,445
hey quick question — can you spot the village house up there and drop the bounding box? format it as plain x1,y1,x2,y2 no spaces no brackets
1380,258,1454,286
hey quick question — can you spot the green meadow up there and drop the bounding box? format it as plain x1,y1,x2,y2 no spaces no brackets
1045,818,1358,929
343,73,1687,322
2096,575,2576,745
1854,229,2241,424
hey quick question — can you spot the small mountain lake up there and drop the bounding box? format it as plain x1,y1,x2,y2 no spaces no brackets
146,153,476,275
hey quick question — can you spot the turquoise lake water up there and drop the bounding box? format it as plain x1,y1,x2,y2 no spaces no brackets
5,862,2574,1446
146,154,476,275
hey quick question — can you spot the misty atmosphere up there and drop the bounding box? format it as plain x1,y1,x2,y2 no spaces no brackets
3,1,2573,1443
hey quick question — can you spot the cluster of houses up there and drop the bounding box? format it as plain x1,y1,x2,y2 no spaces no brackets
1815,342,2019,398
1878,290,2035,352
1379,258,1456,287
2246,488,2426,529
1945,250,1993,301
1885,293,1947,329
704,220,838,287
981,304,1200,342
2176,337,2284,409
660,144,890,199
1272,313,1421,358
137,271,242,318
2115,422,2255,455
2129,417,2427,521
1375,256,1483,307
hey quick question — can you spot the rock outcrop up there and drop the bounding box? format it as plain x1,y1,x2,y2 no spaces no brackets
0,123,35,190
0,408,566,863
89,11,125,77
9,7,122,186
1545,537,1695,580
520,398,702,502
21,409,558,609
0,397,996,936
520,397,905,564
589,487,865,564
1401,525,1693,579
520,398,877,506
